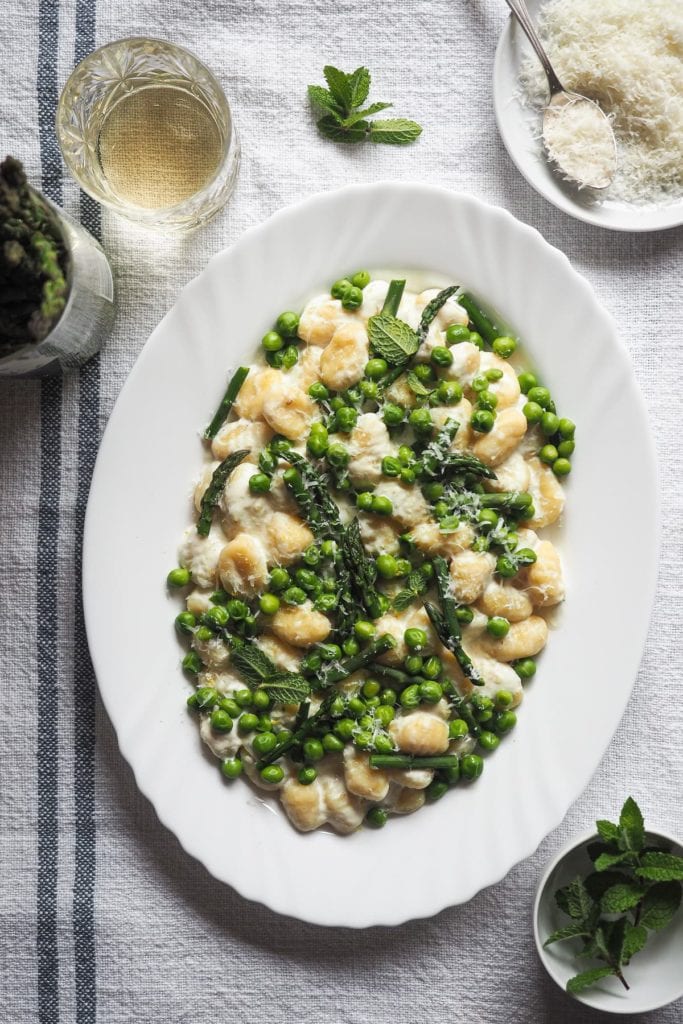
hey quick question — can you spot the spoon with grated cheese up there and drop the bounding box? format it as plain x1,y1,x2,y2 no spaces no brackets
504,0,617,189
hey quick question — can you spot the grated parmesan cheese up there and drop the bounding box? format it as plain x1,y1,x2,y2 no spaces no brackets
518,0,683,204
543,95,616,189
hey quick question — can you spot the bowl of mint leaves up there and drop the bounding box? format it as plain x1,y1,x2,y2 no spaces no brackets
534,797,683,1014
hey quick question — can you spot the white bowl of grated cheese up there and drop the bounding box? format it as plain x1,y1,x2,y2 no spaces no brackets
494,0,683,231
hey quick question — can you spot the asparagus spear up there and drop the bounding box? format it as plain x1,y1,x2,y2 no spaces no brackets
369,754,459,770
318,633,396,686
426,556,483,687
196,449,249,536
457,292,501,347
382,279,406,316
204,366,250,441
415,284,460,347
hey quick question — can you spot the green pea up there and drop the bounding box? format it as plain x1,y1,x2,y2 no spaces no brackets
348,270,369,289
477,389,498,411
471,409,495,433
366,806,388,828
235,688,252,708
342,286,363,310
331,278,352,299
558,418,575,439
372,733,394,755
413,363,435,383
182,651,202,674
431,346,453,368
539,444,559,464
523,401,543,424
175,611,196,634
557,439,575,457
239,712,259,732
400,684,421,708
422,656,442,680
374,555,397,581
322,733,345,753
487,616,510,638
423,482,444,501
419,680,443,704
260,764,284,784
276,311,300,338
404,654,424,675
319,539,335,560
354,730,373,749
527,385,551,409
383,403,405,427
262,330,284,352
494,710,517,734
492,336,516,358
208,707,233,733
269,567,291,592
541,412,560,437
251,731,276,756
472,375,488,393
329,396,345,412
307,424,328,458
327,442,350,469
461,754,484,779
336,407,357,432
317,643,341,663
514,658,536,679
436,380,463,405
391,558,410,578
299,738,322,763
356,492,374,512
455,605,474,624
354,619,376,640
400,467,416,484
342,636,360,656
251,689,271,711
409,407,433,437
371,495,393,516
426,780,449,802
375,705,395,727
334,718,355,741
553,457,572,477
210,589,230,606
477,508,499,532
167,567,191,588
227,599,248,620
468,331,484,350
190,686,218,710
445,323,470,345
295,567,318,591
308,381,329,401
381,455,402,478
291,765,317,788
486,368,504,382
195,625,213,642
449,719,469,739
380,688,397,706
283,586,307,605
314,593,337,614
365,357,388,380
517,371,537,394
394,445,411,466
404,627,428,651
221,757,243,779
495,691,514,709
478,730,500,751
220,698,240,718
496,555,517,578
256,714,273,733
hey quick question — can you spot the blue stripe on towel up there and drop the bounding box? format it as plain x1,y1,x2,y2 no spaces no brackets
37,0,63,1019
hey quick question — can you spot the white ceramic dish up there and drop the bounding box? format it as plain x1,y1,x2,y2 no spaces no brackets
83,183,658,926
493,2,683,232
534,829,683,1013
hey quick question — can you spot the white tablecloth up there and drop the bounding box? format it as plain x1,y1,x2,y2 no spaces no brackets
1,2,681,1021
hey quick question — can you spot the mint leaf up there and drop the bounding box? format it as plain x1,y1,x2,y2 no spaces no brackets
307,85,343,119
600,883,645,913
566,966,614,994
635,852,683,882
317,115,368,143
638,881,682,929
230,643,277,687
584,870,631,900
347,66,371,107
343,102,392,128
543,922,592,947
618,796,645,853
261,673,311,704
558,876,595,921
621,923,647,963
596,819,620,844
406,369,433,396
323,65,352,111
368,313,419,365
594,851,631,872
369,118,423,145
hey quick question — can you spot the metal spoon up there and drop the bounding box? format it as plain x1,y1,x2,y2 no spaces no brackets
504,0,617,189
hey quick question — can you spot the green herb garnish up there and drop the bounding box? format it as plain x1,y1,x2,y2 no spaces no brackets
546,797,683,995
308,66,422,145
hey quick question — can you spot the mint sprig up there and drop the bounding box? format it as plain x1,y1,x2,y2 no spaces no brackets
545,797,683,995
308,65,422,146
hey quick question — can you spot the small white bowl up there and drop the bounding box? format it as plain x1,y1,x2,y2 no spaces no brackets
534,828,683,1014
